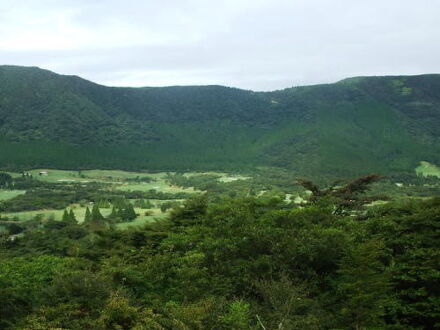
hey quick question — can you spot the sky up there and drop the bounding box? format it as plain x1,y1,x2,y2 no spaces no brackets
1,0,439,91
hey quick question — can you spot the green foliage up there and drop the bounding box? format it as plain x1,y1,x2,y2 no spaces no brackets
0,183,102,212
364,198,440,328
0,255,68,328
0,172,12,187
84,206,91,222
254,275,323,329
62,209,76,223
220,300,251,329
62,209,69,222
133,199,154,209
334,240,391,329
160,200,181,213
108,201,137,222
68,209,76,222
298,174,382,213
91,204,104,221
0,173,438,329
1,66,440,177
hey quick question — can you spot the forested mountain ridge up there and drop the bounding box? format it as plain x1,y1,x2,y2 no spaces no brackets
0,65,439,176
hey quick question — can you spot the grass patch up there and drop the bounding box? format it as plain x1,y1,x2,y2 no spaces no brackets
416,161,440,178
2,204,171,229
217,175,251,183
17,169,159,183
115,182,195,193
2,206,112,222
14,169,201,193
116,208,169,229
0,190,26,201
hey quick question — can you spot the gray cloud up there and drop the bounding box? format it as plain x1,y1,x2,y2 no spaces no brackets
1,0,439,90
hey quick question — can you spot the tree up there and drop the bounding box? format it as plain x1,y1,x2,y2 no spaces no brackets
91,204,104,221
95,292,164,329
220,300,251,329
297,174,382,214
365,197,440,328
84,207,91,222
69,209,76,223
255,275,322,329
109,206,118,219
124,204,137,221
62,210,70,222
0,172,12,187
335,240,390,330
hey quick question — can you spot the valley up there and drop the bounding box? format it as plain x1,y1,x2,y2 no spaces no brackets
1,164,439,231
0,169,260,230
0,67,439,329
1,66,440,178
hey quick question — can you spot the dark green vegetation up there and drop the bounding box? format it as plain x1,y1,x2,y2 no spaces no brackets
1,66,439,177
1,173,439,329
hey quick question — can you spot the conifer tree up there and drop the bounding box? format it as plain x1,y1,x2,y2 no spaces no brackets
125,203,137,220
109,206,117,218
62,209,70,222
69,209,76,223
142,199,153,209
84,206,91,222
91,204,104,221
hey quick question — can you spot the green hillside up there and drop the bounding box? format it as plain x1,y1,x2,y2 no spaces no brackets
0,65,439,177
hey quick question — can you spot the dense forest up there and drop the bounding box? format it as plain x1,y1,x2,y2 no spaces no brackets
1,66,439,177
1,175,439,329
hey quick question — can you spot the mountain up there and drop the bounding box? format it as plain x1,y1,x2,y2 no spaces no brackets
0,65,439,177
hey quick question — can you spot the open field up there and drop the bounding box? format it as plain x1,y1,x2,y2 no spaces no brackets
11,168,249,187
217,174,251,183
115,182,195,193
2,204,171,227
116,210,168,229
2,206,111,222
22,169,155,183
416,161,440,178
15,169,201,193
1,168,254,229
183,171,251,183
0,190,26,201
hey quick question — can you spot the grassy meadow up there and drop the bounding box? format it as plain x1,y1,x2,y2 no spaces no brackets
1,169,241,229
416,161,440,178
2,205,168,226
3,166,439,230
0,190,26,201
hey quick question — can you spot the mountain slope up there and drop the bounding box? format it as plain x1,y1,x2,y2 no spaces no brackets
0,65,439,177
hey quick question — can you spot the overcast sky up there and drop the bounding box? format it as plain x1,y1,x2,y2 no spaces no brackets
1,0,439,90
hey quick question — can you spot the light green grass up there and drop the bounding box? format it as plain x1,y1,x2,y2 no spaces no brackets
15,169,159,183
116,208,169,229
23,169,86,183
1,168,233,229
9,169,243,192
81,170,163,181
0,190,26,201
217,175,251,183
2,206,112,222
2,204,170,229
183,171,250,183
416,161,440,178
115,182,195,193
12,169,201,193
6,172,22,178
2,209,66,222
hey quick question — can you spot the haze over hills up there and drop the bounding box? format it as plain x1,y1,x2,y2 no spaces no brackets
0,65,439,177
